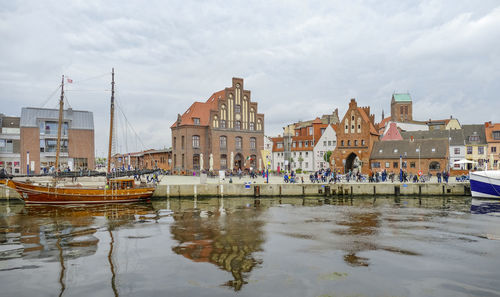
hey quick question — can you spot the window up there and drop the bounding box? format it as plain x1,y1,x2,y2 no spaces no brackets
220,154,227,169
181,136,185,149
235,105,241,113
345,123,349,133
305,152,308,157
385,162,390,168
393,149,398,153
182,154,185,168
354,140,358,146
361,140,365,146
212,116,218,128
192,135,200,148
173,137,177,150
492,147,497,153
0,139,13,153
41,121,68,136
402,161,407,168
371,162,380,168
220,136,227,149
174,154,177,167
293,142,296,148
257,119,262,130
193,154,200,169
410,162,416,168
478,146,484,154
347,140,351,146
305,162,308,168
493,131,500,140
321,128,325,135
305,141,308,147
220,120,226,128
341,140,344,146
309,127,313,135
299,141,302,147
323,141,327,146
250,137,256,149
193,118,200,125
235,121,241,130
249,122,255,130
431,148,436,152
429,161,440,170
393,162,398,168
469,135,480,142
454,148,460,155
328,141,331,146
467,146,473,154
235,137,242,150
277,142,283,149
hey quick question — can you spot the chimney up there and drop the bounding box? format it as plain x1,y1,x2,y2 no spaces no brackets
410,136,414,142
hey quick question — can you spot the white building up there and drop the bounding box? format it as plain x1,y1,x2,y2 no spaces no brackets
313,125,337,170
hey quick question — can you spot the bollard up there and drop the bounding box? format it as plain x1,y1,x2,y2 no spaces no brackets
254,185,260,197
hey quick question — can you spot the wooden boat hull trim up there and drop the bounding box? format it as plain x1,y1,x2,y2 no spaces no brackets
8,180,155,204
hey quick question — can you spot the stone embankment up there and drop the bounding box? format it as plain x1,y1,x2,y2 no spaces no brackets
0,181,470,201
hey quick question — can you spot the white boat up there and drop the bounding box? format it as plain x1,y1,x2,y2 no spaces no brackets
470,170,500,199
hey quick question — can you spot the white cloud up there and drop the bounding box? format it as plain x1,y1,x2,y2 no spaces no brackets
0,0,499,156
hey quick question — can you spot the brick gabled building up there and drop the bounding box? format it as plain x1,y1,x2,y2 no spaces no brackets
331,99,380,174
171,78,264,173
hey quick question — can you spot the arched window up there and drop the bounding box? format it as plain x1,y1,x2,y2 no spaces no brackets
213,115,219,128
220,104,226,121
250,107,255,122
193,154,200,170
235,137,242,150
345,120,349,134
220,136,227,149
257,119,262,131
192,135,200,148
249,122,255,131
429,161,440,170
250,137,256,149
235,121,241,130
220,154,227,169
357,117,362,133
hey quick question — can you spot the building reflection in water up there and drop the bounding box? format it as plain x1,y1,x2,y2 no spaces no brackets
168,198,265,291
0,202,154,297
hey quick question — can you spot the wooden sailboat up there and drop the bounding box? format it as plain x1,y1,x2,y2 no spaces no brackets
7,69,156,204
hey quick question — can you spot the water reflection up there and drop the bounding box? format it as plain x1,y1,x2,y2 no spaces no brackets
471,199,500,215
0,202,154,297
165,198,265,291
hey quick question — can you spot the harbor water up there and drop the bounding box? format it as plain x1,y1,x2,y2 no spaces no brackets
0,197,499,297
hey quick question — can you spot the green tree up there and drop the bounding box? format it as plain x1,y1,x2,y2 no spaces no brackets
298,156,304,170
324,151,333,164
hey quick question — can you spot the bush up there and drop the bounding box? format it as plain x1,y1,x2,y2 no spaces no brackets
296,168,302,174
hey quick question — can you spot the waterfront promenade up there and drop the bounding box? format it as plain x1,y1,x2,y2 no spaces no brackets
0,173,470,200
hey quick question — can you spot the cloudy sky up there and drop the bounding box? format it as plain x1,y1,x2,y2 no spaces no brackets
1,0,499,157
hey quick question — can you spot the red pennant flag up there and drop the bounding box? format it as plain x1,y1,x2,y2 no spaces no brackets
67,78,73,83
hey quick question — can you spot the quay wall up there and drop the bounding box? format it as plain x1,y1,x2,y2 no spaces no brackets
0,182,471,201
151,183,470,198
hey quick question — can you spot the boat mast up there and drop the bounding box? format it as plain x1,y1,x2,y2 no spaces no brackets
55,75,65,172
107,68,115,176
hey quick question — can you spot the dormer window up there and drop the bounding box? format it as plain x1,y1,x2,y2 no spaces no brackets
193,118,200,125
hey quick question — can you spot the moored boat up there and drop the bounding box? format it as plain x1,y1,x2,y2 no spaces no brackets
5,69,156,204
470,170,500,199
7,179,155,204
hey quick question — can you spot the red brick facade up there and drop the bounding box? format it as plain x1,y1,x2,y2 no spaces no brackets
171,78,264,173
331,99,380,174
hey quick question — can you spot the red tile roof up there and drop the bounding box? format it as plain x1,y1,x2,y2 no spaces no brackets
378,116,391,130
171,90,224,128
381,122,403,141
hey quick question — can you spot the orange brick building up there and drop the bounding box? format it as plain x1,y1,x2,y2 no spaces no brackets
331,99,380,174
485,122,500,169
112,148,172,171
20,107,95,174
